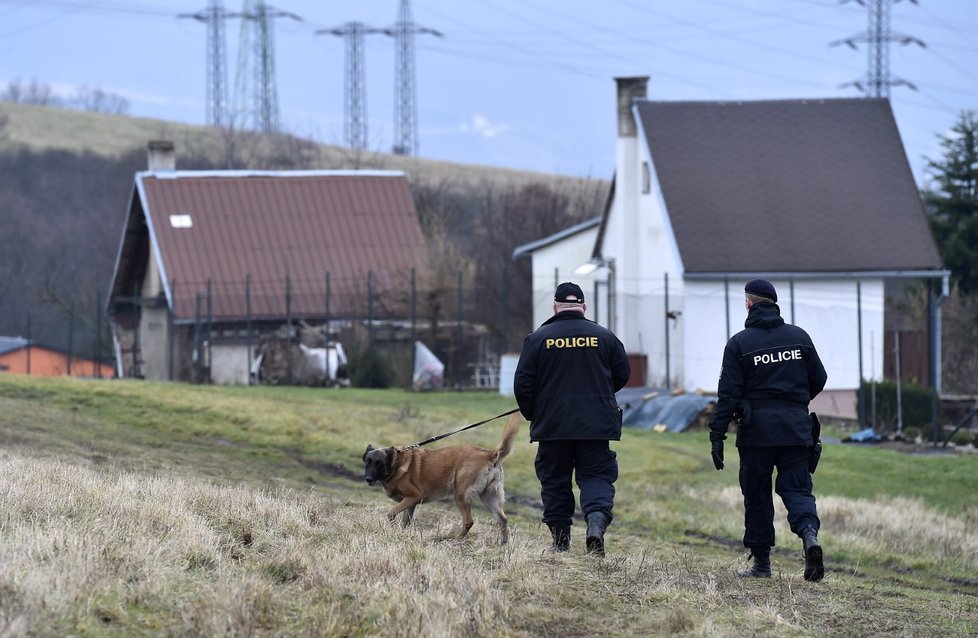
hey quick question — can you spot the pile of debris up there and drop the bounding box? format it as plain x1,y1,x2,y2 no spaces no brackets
251,322,349,387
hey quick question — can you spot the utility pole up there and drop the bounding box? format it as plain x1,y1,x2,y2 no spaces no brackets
233,0,301,134
831,0,925,97
179,1,241,127
317,22,385,150
387,0,442,156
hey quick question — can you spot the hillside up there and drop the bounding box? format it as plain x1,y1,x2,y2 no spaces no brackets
0,374,975,636
0,101,606,191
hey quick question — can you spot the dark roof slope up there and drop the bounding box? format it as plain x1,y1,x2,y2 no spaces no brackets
636,98,942,273
110,171,427,321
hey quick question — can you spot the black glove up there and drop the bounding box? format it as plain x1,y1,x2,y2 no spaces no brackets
711,439,724,471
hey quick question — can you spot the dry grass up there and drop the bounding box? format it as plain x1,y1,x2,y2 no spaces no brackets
0,376,975,636
0,451,975,637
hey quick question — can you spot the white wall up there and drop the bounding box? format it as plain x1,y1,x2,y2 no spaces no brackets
211,343,250,385
528,227,602,329
682,279,885,393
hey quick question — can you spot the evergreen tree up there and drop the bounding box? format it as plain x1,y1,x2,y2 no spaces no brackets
924,110,978,294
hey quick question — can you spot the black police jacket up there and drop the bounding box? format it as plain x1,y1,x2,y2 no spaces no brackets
514,310,630,442
709,302,827,448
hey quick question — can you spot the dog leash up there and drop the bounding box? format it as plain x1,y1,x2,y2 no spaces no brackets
400,408,520,450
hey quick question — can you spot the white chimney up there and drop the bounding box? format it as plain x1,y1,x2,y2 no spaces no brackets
615,76,648,139
147,140,176,172
609,76,648,344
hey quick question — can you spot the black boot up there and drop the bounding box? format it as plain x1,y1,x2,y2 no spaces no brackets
585,512,611,557
737,547,772,578
548,524,570,552
801,527,824,582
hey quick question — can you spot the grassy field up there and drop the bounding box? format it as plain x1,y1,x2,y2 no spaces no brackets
0,374,976,636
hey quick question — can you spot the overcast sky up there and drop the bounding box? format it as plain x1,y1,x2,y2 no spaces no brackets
1,0,976,186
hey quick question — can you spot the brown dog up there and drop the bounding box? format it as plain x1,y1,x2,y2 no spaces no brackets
362,413,520,545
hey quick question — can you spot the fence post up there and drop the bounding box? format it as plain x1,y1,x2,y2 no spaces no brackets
246,274,252,385
286,273,293,385
593,280,600,327
664,272,670,390
325,270,332,337
724,276,730,341
857,281,864,426
25,313,31,375
501,262,509,355
131,283,140,378
194,293,203,384
456,270,463,389
411,267,417,387
67,303,75,376
169,278,176,381
367,271,374,346
789,278,795,324
325,271,331,384
94,291,102,378
206,279,213,384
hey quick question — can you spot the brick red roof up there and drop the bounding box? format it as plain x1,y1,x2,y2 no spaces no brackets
110,171,427,322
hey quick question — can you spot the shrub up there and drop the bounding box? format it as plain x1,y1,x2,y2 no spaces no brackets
858,379,940,434
948,430,975,447
347,346,393,389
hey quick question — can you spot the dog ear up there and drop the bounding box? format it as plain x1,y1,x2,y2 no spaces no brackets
363,444,374,461
385,447,396,468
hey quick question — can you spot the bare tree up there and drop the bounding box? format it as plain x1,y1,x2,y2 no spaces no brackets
73,86,130,115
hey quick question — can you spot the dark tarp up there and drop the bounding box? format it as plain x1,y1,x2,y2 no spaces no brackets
617,387,716,433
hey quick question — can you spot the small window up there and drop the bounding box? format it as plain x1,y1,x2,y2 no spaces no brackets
169,214,193,228
641,161,651,194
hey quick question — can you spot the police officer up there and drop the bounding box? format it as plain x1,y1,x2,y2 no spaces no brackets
709,279,828,581
514,282,630,556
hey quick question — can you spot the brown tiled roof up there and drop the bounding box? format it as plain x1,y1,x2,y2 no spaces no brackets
634,98,942,274
110,171,428,322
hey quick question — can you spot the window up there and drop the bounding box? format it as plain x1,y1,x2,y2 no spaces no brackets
169,214,193,228
641,161,651,194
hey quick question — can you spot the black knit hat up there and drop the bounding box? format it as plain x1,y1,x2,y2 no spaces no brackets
745,278,777,302
554,281,585,304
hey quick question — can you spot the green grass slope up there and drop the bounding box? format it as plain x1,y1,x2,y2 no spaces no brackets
0,374,975,636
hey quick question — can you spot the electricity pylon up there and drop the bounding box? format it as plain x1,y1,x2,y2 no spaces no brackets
831,0,925,97
388,0,442,156
317,22,385,150
233,0,301,133
179,1,242,127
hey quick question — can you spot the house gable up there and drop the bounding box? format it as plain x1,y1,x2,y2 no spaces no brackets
634,98,942,274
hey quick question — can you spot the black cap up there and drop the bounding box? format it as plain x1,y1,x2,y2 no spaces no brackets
554,281,585,304
745,278,777,302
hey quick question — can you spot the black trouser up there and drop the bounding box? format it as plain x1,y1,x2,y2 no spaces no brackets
738,445,819,549
534,440,617,529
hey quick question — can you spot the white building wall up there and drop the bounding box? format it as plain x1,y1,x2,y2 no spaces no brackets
682,278,885,393
528,228,602,329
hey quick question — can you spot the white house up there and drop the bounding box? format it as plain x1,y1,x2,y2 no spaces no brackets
515,77,948,418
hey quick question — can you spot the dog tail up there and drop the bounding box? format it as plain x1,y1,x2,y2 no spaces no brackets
493,412,521,465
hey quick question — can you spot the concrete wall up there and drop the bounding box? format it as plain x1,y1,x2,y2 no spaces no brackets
211,343,250,385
